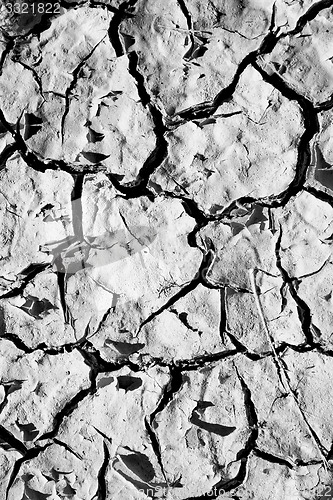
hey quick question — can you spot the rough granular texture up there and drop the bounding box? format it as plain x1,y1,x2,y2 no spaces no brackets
1,0,333,499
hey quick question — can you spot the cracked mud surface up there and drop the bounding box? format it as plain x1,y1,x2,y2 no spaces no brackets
2,0,333,498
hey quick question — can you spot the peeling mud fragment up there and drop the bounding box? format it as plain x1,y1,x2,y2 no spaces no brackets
282,350,333,453
0,6,157,180
226,274,304,354
2,271,77,348
6,441,92,500
187,0,274,36
150,67,303,211
0,157,73,274
58,47,156,180
234,355,326,464
275,191,333,278
295,272,333,346
274,0,314,32
0,450,21,499
121,0,300,114
307,108,333,196
136,284,224,361
0,61,41,120
151,360,248,498
261,4,333,103
220,454,327,500
0,339,90,439
52,366,169,499
198,205,279,290
119,0,191,114
19,6,111,95
62,177,201,347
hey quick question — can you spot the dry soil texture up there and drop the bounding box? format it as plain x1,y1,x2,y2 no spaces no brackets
1,0,333,499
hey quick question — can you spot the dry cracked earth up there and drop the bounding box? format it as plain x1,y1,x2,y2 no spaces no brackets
2,0,333,499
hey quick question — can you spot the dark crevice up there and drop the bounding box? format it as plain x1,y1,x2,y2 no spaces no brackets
170,0,333,128
170,308,202,336
37,381,95,441
326,440,333,461
276,342,313,355
315,95,333,112
219,288,227,342
0,34,15,76
213,458,248,495
185,367,257,497
253,447,294,469
135,132,168,189
93,306,113,338
226,332,267,361
0,423,27,455
234,366,259,461
184,458,248,500
305,184,333,208
251,61,319,208
167,5,281,129
144,367,183,484
138,281,194,332
180,197,210,247
144,417,168,484
176,349,239,370
60,0,87,7
158,2,333,223
0,333,34,353
61,36,105,143
2,2,333,490
177,0,193,33
105,137,167,197
106,48,168,199
6,443,52,500
35,346,134,443
137,251,214,333
0,142,18,169
71,173,85,240
89,0,134,15
0,262,51,299
1,329,313,374
0,382,24,415
54,256,75,328
180,197,208,225
0,331,237,370
288,0,333,36
151,366,183,422
20,13,54,38
275,225,315,346
0,108,105,175
177,0,195,63
148,191,210,253
127,51,151,108
77,342,140,376
0,325,92,355
316,346,333,359
107,10,125,57
94,440,110,500
107,0,137,57
295,458,326,466
210,195,260,222
53,437,83,460
15,60,45,103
